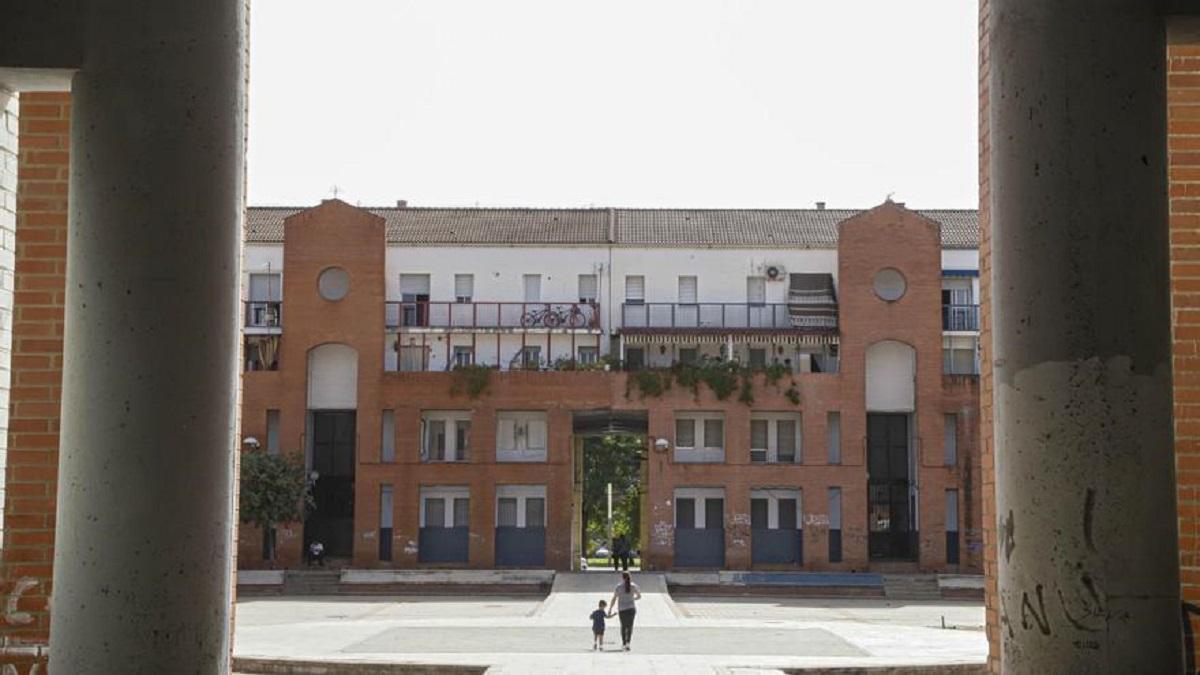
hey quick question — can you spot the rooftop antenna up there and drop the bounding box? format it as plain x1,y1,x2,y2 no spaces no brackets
885,192,895,202
330,185,341,199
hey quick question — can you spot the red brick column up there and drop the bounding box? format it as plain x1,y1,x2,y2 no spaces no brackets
1170,19,1200,670
977,0,999,671
0,91,69,671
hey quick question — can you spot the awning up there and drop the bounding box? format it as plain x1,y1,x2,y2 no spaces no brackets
621,331,838,346
788,273,838,329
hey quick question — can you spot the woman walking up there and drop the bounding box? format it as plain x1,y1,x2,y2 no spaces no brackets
607,571,641,651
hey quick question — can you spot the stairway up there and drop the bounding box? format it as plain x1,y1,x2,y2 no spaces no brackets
881,574,942,601
283,569,342,596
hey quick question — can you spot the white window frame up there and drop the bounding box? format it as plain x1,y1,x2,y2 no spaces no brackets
746,276,766,306
495,485,547,528
678,275,698,305
419,486,470,528
625,275,645,304
421,411,471,462
497,411,548,462
577,345,598,365
674,487,726,529
674,412,725,463
749,412,802,464
455,273,474,303
749,488,802,530
248,272,282,302
523,274,541,302
453,345,474,367
578,274,598,304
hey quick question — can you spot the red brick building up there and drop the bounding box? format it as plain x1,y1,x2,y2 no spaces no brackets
236,198,983,574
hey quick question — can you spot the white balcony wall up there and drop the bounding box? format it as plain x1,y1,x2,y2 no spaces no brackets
610,248,838,305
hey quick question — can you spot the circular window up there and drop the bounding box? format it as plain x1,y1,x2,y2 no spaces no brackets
317,267,350,301
873,268,907,302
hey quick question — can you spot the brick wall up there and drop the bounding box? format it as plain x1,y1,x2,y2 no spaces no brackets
1171,17,1200,671
977,0,999,672
0,91,68,671
0,88,16,545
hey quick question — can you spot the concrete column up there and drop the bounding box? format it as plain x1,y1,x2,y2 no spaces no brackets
49,2,245,673
991,1,1181,671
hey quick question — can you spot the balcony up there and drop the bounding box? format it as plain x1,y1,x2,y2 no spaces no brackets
942,304,979,332
620,303,837,332
244,300,282,332
386,301,601,332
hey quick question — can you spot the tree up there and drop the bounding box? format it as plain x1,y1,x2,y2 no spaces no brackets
239,451,314,565
582,435,645,555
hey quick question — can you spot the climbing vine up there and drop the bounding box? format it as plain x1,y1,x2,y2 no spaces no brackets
449,364,493,399
624,359,801,406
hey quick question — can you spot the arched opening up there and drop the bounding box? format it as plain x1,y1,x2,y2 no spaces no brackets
306,343,359,561
864,340,917,562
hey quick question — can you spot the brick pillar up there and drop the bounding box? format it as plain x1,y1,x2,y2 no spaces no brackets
977,0,999,671
0,91,69,671
1170,17,1200,672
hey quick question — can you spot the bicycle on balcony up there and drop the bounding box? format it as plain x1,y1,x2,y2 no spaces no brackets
519,304,589,328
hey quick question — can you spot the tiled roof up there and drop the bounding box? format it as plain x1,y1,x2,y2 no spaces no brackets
246,206,979,249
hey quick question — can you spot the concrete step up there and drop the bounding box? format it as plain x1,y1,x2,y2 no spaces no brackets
283,570,342,595
881,574,942,600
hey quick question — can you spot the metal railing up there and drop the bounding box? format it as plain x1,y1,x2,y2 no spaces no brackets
942,304,979,331
386,301,601,330
620,302,836,330
245,300,282,328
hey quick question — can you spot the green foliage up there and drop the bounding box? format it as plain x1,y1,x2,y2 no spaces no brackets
239,451,313,561
449,364,492,398
582,435,644,552
625,358,801,406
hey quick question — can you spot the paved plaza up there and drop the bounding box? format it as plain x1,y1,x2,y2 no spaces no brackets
233,573,986,674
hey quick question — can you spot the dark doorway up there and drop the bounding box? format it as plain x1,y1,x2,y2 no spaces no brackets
306,411,356,559
867,413,917,560
572,409,649,570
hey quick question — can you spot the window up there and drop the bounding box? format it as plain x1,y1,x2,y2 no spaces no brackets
750,420,769,463
827,412,841,465
676,489,726,529
828,486,843,563
678,275,698,304
751,489,801,530
625,275,645,304
520,346,541,369
400,274,431,327
419,487,471,563
873,268,906,302
943,335,980,375
498,498,518,527
625,347,645,370
248,273,282,327
944,414,958,466
748,348,767,369
317,267,350,301
749,412,801,463
379,485,394,561
455,274,474,303
266,409,280,455
747,276,766,306
704,499,724,530
424,498,446,528
674,413,725,462
497,412,548,462
453,346,474,367
453,498,470,527
946,489,960,564
496,486,547,528
399,345,426,372
523,274,541,302
422,412,470,462
678,347,698,365
676,497,695,529
750,498,768,528
577,346,598,365
578,274,598,303
778,498,798,530
380,410,395,462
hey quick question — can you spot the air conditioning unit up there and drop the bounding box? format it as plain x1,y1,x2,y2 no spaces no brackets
765,264,787,281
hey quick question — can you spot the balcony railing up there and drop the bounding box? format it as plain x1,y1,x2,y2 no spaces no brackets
386,301,600,330
620,303,836,330
942,304,979,331
245,300,282,329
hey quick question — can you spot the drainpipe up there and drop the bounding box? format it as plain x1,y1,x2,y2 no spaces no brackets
606,208,615,356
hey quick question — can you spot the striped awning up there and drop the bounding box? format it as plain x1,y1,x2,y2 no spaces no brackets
621,331,837,346
788,273,838,329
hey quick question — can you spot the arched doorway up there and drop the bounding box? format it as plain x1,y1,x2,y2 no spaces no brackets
864,340,917,561
306,343,359,560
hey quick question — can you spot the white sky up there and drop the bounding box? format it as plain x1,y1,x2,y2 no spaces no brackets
248,1,978,209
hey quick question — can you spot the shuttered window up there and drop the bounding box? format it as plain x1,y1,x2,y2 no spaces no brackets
746,276,766,305
625,275,645,304
678,276,698,304
523,274,541,302
400,274,431,295
454,274,473,302
249,273,281,301
578,274,598,303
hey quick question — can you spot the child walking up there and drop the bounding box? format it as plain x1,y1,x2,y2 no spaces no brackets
589,599,608,650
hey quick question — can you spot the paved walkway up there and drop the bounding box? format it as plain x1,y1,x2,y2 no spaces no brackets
233,572,986,674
